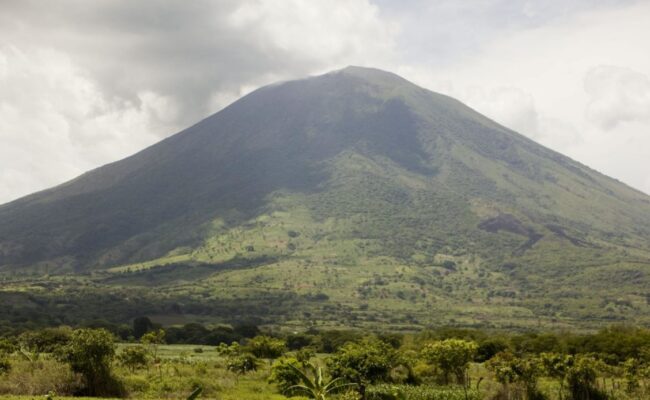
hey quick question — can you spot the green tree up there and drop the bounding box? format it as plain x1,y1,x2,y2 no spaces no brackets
0,355,10,375
216,341,241,357
117,345,149,372
327,337,396,395
19,326,72,353
476,337,509,362
565,356,608,400
227,353,259,374
621,357,642,393
270,356,304,395
55,328,122,396
540,352,572,399
420,338,478,384
247,335,286,359
0,338,16,354
132,316,154,339
141,329,166,360
0,338,14,376
487,352,546,400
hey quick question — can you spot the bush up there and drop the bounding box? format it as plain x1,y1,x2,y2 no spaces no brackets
565,356,608,400
421,339,478,384
0,339,16,354
216,342,241,357
316,330,364,353
328,337,398,387
205,326,241,345
269,356,303,395
227,353,258,374
55,328,124,396
0,356,10,375
286,333,314,350
0,358,81,396
141,329,166,360
247,335,286,359
486,352,546,400
476,338,509,362
18,327,72,353
117,345,149,372
366,384,481,400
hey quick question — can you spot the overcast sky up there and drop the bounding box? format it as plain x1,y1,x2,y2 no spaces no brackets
1,0,649,204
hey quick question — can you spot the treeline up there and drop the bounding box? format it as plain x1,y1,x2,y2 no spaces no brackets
4,321,650,364
1,323,650,399
150,321,650,364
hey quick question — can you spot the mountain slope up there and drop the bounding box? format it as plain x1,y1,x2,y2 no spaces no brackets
1,66,650,329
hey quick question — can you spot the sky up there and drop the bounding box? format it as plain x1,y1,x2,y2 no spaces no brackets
1,0,649,204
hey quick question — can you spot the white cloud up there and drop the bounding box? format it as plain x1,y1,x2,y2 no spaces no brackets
0,46,174,203
0,0,649,202
395,1,650,194
228,0,396,65
461,86,540,138
584,65,650,130
0,0,397,204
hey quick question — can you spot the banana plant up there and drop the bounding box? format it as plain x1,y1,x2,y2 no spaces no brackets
287,362,356,400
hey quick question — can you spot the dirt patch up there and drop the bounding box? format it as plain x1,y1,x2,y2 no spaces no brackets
478,214,529,236
478,214,543,254
545,224,594,247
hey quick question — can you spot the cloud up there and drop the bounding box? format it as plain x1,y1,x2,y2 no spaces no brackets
396,1,650,194
584,65,650,130
0,0,397,203
0,45,172,203
461,86,540,138
0,0,649,202
0,0,396,130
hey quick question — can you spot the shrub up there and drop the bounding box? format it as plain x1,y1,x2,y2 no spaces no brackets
18,327,72,353
141,329,166,360
486,352,546,400
0,358,81,396
269,356,303,394
476,338,509,362
295,348,315,364
227,353,258,374
622,358,640,393
247,335,286,359
55,328,123,396
565,356,608,400
216,342,241,357
366,384,481,400
286,333,314,350
0,356,10,375
328,337,398,390
421,339,478,384
132,316,154,339
117,345,149,372
0,338,16,354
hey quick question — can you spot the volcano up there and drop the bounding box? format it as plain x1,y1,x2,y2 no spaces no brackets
1,67,649,328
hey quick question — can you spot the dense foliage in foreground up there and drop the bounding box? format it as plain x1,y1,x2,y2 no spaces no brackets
1,324,650,399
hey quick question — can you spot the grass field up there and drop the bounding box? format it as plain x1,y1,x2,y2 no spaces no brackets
0,344,301,400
